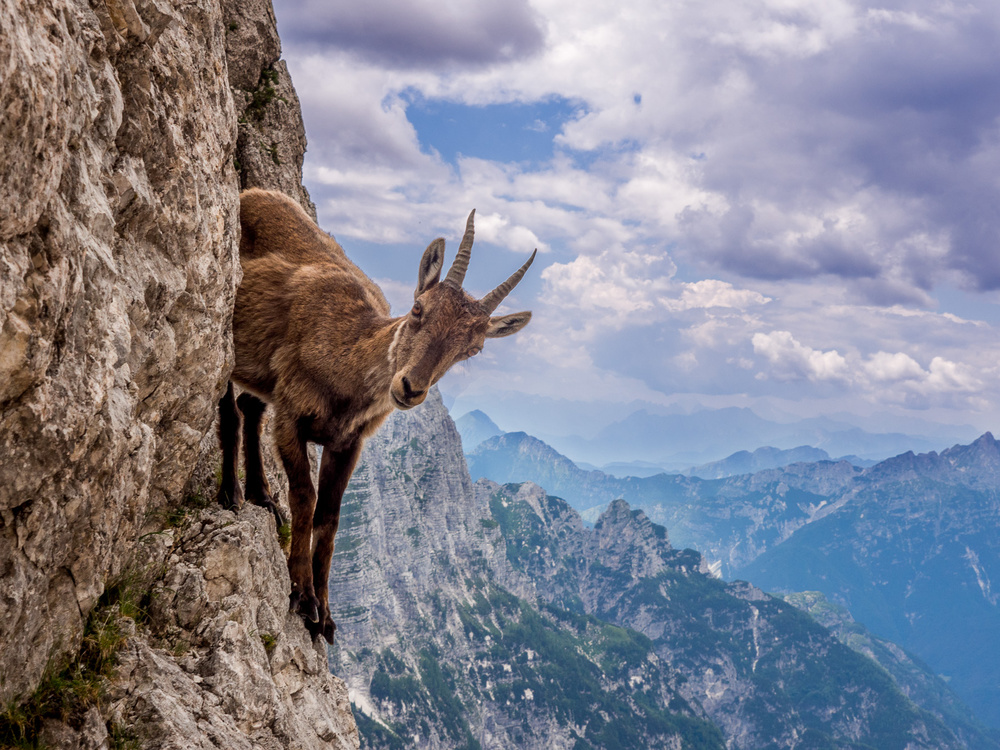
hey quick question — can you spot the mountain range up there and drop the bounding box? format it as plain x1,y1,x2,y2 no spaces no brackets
463,419,1000,732
326,390,999,748
686,445,875,478
738,436,1000,728
458,404,977,469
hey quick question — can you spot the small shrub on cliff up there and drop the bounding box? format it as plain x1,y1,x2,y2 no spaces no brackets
244,67,285,121
277,522,292,551
259,632,278,654
159,491,212,530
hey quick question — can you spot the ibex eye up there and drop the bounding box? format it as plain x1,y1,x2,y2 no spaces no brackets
468,347,481,357
411,302,422,317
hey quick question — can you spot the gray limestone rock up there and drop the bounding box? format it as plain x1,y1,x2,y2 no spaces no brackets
110,505,358,750
0,0,357,744
235,61,317,218
1,0,240,701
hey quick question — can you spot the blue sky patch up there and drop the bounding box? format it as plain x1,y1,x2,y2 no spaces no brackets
404,94,587,166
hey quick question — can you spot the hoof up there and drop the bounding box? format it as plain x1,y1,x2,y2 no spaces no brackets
322,617,337,644
306,612,337,644
289,589,320,623
217,485,244,511
249,490,286,528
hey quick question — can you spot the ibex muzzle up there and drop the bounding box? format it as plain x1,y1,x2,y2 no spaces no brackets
217,191,535,643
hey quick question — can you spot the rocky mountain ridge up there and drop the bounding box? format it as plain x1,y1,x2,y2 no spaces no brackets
325,390,724,748
466,430,865,574
783,590,996,750
740,435,1000,728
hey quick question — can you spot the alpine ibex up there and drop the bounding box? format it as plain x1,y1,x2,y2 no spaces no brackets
218,189,535,642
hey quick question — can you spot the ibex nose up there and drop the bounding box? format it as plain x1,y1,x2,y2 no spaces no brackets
401,376,424,400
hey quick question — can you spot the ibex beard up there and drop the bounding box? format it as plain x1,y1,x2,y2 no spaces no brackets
218,189,535,643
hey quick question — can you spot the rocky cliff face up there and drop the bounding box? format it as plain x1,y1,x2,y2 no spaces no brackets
1,0,238,698
0,0,355,745
107,504,357,750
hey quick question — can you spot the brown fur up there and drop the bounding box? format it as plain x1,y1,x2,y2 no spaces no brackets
219,189,534,643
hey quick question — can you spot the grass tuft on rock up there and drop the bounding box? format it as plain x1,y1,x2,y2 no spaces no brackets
244,66,285,121
278,522,292,551
0,568,155,748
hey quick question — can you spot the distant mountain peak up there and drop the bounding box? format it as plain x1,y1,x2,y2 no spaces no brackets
595,497,638,529
594,497,672,566
454,408,503,451
971,431,997,447
862,431,1000,489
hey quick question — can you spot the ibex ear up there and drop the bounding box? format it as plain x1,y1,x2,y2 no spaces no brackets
416,238,445,299
486,311,532,338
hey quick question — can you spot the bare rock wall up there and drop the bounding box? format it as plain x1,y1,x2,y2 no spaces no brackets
0,4,342,745
0,0,243,699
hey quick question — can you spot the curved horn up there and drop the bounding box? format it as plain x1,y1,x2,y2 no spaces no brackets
443,209,476,288
480,249,537,314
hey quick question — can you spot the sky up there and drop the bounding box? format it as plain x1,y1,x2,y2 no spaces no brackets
270,0,1000,450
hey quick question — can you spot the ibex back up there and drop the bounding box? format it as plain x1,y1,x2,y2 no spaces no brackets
218,189,535,643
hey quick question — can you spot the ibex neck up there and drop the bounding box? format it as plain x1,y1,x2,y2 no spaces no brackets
320,314,406,394
384,316,407,370
334,315,406,439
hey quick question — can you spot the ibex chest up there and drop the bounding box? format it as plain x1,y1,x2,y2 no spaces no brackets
301,396,394,451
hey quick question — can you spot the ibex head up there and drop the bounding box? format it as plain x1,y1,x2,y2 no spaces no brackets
389,210,535,410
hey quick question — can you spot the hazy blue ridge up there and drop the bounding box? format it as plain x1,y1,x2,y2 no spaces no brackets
685,445,833,479
784,591,1000,750
737,437,1000,729
544,406,974,467
454,409,504,452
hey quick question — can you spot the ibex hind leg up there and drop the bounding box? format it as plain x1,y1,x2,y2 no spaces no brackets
236,391,286,528
217,381,245,510
305,602,336,645
289,584,320,624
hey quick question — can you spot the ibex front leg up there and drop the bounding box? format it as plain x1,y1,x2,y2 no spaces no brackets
274,415,320,623
308,441,362,644
217,382,244,510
